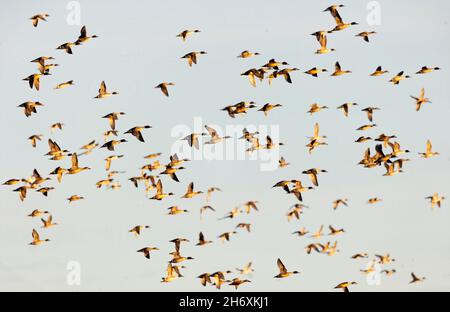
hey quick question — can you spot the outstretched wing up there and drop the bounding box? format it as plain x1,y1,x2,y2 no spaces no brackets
99,81,107,94
205,125,217,138
156,179,163,194
32,229,39,240
277,258,287,274
335,62,341,71
187,182,194,193
71,153,79,169
80,26,87,38
426,140,432,153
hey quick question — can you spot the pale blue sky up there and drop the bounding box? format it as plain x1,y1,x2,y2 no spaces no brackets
0,0,449,291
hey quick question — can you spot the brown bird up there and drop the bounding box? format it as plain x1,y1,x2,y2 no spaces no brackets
237,50,260,58
18,101,44,117
351,253,368,259
409,272,426,284
337,102,358,117
229,278,251,290
307,103,328,115
370,66,389,76
56,42,75,54
332,198,348,210
75,25,98,45
334,281,357,292
155,82,174,97
411,88,431,111
36,187,55,197
416,66,441,75
361,107,380,122
14,186,28,202
176,29,201,41
50,122,64,133
197,273,212,287
104,155,124,171
29,229,50,245
274,258,300,278
94,81,118,99
242,201,258,214
331,61,351,76
67,195,84,203
235,223,252,232
302,168,327,187
181,51,207,67
41,215,58,228
49,167,68,183
129,225,150,237
30,14,50,27
67,153,91,175
23,73,49,90
102,112,125,130
200,205,216,219
28,134,43,148
124,126,152,142
101,139,127,151
137,247,159,259
356,31,376,42
196,232,213,246
218,231,237,242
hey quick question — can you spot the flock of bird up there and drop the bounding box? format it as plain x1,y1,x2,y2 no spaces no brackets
3,4,446,291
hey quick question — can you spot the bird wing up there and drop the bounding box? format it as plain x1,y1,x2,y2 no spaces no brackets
71,153,79,169
32,169,42,179
331,8,344,25
161,84,169,97
283,72,292,83
156,179,163,194
32,229,39,240
34,75,40,91
319,32,327,49
277,258,287,274
37,63,46,74
99,81,107,94
136,130,145,142
80,26,87,38
205,125,217,138
167,263,174,277
105,158,111,171
426,140,432,153
187,182,194,193
310,173,318,187
193,137,200,149
248,72,256,87
343,105,349,116
191,53,197,64
314,123,319,138
335,62,341,71
109,116,116,130
187,55,194,67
